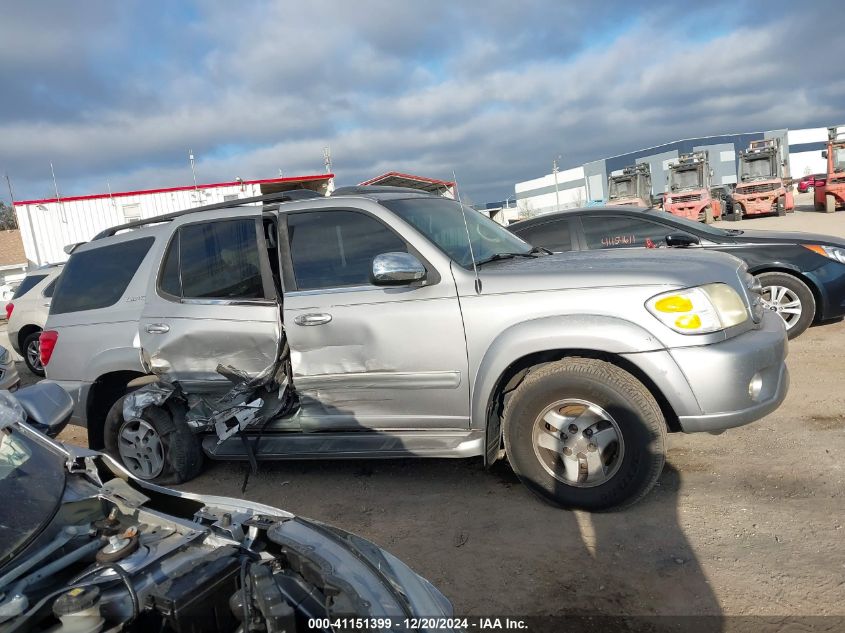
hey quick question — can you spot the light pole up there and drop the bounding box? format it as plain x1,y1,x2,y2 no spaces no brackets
553,156,561,211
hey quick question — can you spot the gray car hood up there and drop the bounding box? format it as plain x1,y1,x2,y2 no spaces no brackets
476,248,745,294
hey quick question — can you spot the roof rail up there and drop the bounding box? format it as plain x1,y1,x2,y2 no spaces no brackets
91,189,323,240
331,185,436,196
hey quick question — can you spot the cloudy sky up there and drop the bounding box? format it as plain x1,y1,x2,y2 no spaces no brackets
1,0,843,204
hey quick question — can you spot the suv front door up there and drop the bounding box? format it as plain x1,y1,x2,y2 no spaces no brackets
280,207,469,431
138,213,282,388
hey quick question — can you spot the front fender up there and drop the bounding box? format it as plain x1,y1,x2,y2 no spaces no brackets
472,314,677,464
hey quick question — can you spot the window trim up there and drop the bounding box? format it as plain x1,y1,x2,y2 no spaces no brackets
155,217,277,305
281,206,438,293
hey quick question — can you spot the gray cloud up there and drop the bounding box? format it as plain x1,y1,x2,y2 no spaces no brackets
1,0,842,204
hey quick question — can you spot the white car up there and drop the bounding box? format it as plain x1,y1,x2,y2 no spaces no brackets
5,265,63,376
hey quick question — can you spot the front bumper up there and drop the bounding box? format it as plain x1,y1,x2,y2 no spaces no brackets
0,361,20,392
806,261,845,321
671,311,789,433
734,193,776,215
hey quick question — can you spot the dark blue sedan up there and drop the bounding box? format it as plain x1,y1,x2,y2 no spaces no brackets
509,206,845,339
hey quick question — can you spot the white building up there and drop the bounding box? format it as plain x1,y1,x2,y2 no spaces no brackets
13,174,334,266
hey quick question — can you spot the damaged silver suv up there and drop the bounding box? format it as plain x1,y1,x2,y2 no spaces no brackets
42,187,789,510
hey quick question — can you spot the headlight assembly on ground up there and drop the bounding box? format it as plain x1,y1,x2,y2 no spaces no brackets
646,283,748,334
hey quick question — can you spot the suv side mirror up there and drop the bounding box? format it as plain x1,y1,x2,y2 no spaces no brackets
371,252,426,286
665,234,700,248
12,381,74,438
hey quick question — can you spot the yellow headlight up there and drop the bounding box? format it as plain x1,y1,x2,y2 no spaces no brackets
675,314,702,329
655,295,693,313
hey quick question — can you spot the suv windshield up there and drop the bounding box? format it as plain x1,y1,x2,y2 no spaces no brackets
0,423,66,567
383,197,532,268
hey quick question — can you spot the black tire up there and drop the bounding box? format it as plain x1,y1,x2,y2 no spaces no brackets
503,357,666,511
756,272,816,340
104,395,203,484
827,194,836,214
728,204,742,222
776,196,786,216
22,331,45,377
703,205,714,224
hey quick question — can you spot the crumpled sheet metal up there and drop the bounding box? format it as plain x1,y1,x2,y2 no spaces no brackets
122,381,178,421
0,391,25,430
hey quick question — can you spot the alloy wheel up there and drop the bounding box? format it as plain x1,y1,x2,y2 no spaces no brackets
761,285,802,330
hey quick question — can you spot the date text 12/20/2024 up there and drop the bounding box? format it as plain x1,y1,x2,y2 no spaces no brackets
306,617,528,630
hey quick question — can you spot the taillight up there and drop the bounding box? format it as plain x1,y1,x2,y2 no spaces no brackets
39,330,58,366
4,303,12,320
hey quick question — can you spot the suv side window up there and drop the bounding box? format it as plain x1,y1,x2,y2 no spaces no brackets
42,278,58,298
159,219,264,300
581,216,668,250
51,238,154,315
512,219,573,252
287,210,407,291
11,274,47,299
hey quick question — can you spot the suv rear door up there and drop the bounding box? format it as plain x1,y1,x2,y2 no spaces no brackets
138,211,281,388
280,205,469,431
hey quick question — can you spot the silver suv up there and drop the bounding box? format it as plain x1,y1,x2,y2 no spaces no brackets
42,187,789,510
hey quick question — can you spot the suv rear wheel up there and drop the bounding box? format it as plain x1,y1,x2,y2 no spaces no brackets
23,331,45,377
503,357,666,511
104,396,203,484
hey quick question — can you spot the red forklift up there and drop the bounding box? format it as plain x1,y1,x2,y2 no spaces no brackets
731,138,793,219
815,125,845,213
607,163,653,208
663,151,722,223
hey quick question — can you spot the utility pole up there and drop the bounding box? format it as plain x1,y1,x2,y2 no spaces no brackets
553,156,561,211
50,161,66,223
323,146,332,173
4,172,19,229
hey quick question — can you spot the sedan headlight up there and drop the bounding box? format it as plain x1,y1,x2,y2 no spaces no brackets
803,244,845,264
646,284,748,334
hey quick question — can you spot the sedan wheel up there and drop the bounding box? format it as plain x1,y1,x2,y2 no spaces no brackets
118,418,165,479
756,271,816,340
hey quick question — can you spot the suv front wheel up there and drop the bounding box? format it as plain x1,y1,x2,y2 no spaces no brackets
104,396,203,484
503,357,666,511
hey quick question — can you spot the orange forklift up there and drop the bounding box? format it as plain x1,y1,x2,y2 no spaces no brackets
663,151,722,223
731,138,793,219
607,163,653,208
815,125,845,213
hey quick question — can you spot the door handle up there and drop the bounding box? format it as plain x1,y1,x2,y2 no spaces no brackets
145,323,170,334
294,313,332,326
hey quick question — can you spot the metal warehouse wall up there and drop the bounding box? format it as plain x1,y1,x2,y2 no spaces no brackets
14,183,264,265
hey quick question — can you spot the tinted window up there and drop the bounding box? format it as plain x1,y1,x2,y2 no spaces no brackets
42,278,58,298
581,216,669,250
11,275,47,299
51,238,153,314
512,219,573,252
287,210,407,290
161,219,264,300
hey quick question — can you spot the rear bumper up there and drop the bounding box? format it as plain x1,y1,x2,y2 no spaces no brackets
49,379,91,427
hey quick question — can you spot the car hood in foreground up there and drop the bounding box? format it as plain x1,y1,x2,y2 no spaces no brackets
475,248,746,295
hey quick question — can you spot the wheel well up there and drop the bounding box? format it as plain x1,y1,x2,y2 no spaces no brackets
17,324,42,351
486,349,682,443
86,370,146,449
751,267,822,320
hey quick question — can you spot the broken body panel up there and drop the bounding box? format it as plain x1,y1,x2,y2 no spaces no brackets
815,125,845,213
663,152,722,223
732,139,793,217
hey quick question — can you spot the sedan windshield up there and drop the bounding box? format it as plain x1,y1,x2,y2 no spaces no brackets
383,197,533,268
0,428,66,566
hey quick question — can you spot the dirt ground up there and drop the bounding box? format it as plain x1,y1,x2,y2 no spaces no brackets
12,193,845,618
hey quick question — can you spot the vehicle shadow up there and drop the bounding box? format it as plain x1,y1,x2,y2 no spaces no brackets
185,454,722,627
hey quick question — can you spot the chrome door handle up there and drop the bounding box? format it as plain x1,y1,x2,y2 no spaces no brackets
294,313,332,326
145,323,170,334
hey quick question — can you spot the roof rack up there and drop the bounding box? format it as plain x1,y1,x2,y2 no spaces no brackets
91,189,323,240
331,185,436,196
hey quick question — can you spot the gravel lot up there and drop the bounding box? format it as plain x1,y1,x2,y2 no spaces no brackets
8,194,845,618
